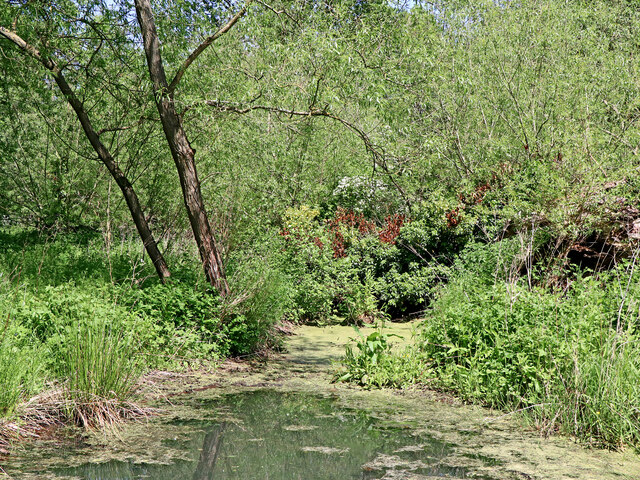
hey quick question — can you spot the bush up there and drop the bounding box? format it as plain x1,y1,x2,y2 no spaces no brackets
420,280,569,408
119,281,227,361
334,324,428,389
277,204,466,323
224,251,294,355
418,260,640,448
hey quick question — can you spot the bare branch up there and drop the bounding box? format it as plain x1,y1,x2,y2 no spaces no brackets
254,0,298,23
97,116,147,136
167,1,253,95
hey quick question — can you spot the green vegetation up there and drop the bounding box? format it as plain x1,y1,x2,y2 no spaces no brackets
0,230,278,431
1,0,640,454
420,260,640,448
334,325,428,389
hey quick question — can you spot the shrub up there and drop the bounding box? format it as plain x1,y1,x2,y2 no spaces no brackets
418,260,640,449
278,204,465,323
224,251,294,355
119,281,227,361
420,280,569,408
334,324,428,388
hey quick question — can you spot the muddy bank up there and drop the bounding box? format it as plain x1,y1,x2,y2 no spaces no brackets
2,322,640,479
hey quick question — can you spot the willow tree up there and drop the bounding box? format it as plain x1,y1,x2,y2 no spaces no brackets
0,0,411,295
131,0,248,296
0,2,171,282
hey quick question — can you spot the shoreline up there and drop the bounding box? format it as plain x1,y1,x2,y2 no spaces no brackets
3,323,640,479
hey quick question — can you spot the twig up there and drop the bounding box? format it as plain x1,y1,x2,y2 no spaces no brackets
167,1,253,95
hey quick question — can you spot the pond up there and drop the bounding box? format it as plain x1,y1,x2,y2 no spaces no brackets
7,390,497,480
4,323,640,480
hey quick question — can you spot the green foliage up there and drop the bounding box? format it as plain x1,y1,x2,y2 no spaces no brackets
3,0,640,451
0,228,159,286
0,228,289,406
119,282,226,361
224,250,294,354
418,256,640,448
0,229,255,366
334,324,427,389
278,204,462,323
421,280,567,408
0,331,43,418
530,332,640,449
58,317,141,405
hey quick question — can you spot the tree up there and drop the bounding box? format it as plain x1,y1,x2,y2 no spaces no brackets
0,0,416,295
133,0,246,296
0,3,171,282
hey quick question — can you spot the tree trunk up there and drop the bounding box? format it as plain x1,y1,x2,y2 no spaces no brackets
0,26,171,283
134,0,230,296
52,77,172,283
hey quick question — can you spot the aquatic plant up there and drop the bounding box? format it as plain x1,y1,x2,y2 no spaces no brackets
335,324,428,388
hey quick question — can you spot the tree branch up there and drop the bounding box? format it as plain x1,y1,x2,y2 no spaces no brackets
254,0,298,23
0,26,58,73
167,1,253,96
204,101,412,210
97,116,147,136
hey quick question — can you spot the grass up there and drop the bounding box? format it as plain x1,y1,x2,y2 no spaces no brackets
0,229,166,449
0,227,275,451
527,333,640,449
0,339,42,417
58,318,144,429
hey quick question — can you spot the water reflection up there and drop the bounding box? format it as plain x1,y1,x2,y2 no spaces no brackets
193,423,225,480
38,390,493,479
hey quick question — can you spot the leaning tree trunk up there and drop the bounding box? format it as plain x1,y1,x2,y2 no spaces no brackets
53,77,172,284
135,0,230,297
0,26,171,284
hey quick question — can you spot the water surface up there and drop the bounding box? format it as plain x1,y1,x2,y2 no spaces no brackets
12,390,495,480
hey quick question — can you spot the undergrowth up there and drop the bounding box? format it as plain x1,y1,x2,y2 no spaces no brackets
0,228,284,438
338,238,640,450
333,324,429,389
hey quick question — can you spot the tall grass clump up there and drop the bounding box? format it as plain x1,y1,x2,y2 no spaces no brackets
224,248,295,355
530,332,640,449
56,318,144,428
0,278,43,420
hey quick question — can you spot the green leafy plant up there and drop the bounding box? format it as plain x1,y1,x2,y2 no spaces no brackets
419,256,640,449
0,334,42,418
335,324,427,388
